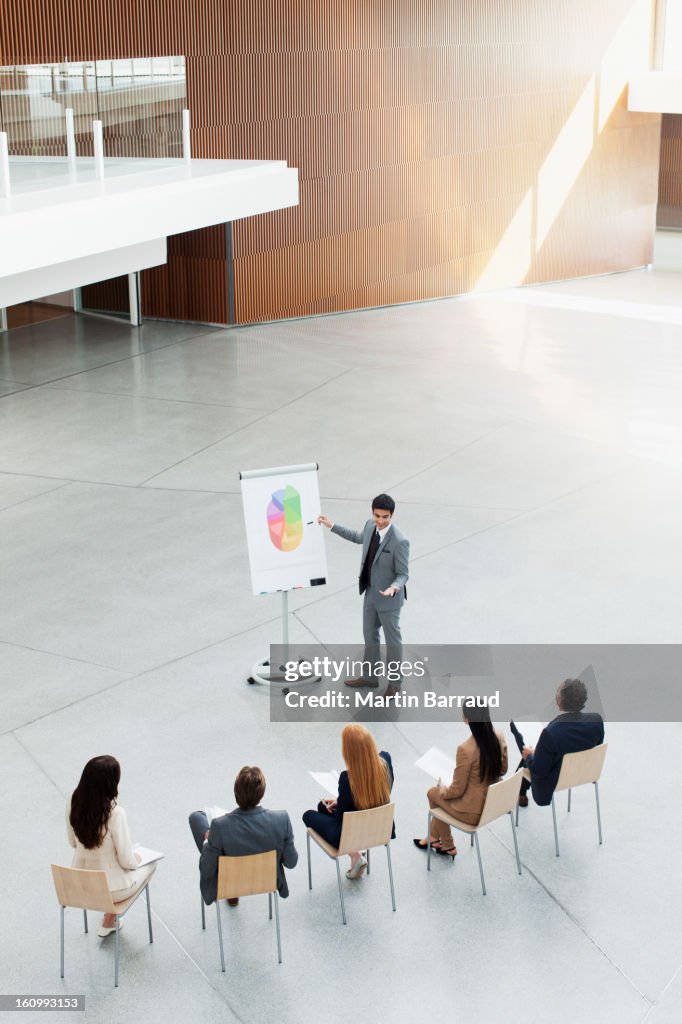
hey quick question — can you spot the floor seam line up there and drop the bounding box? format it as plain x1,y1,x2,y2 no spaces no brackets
490,827,653,1008
0,480,74,514
4,615,289,737
639,961,682,1021
148,910,247,1022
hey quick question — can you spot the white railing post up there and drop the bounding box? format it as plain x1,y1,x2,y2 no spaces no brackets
182,108,191,163
0,132,11,199
65,108,76,171
93,119,104,180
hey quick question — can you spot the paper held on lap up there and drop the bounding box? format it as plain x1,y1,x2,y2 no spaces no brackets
204,805,227,825
132,843,165,867
414,747,455,781
308,770,340,796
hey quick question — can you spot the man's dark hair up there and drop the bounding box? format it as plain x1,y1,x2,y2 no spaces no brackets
234,765,266,810
557,678,588,713
372,493,395,514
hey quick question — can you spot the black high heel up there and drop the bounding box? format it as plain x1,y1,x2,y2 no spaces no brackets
435,844,457,858
413,838,440,850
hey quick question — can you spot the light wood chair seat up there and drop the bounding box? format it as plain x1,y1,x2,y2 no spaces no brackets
51,865,153,988
201,851,282,970
427,771,524,895
306,803,396,925
516,743,608,856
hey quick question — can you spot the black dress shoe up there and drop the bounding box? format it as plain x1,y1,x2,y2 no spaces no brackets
227,898,239,906
518,793,529,808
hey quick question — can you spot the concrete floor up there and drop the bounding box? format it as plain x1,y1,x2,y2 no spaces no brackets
1,253,682,1024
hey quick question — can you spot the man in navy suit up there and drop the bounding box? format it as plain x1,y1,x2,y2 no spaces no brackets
519,678,605,807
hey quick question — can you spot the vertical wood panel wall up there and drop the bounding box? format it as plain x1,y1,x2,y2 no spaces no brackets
658,114,682,229
1,0,661,325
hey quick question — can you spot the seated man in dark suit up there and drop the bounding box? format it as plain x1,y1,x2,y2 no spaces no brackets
189,765,298,906
518,678,605,807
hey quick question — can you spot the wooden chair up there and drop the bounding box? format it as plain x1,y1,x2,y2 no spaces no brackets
50,865,153,988
306,803,396,925
201,851,282,969
427,771,523,895
516,743,608,856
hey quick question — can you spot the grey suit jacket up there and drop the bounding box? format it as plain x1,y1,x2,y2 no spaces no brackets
199,806,298,903
332,520,409,611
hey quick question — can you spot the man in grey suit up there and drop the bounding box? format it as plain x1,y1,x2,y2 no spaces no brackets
189,766,298,906
318,493,409,697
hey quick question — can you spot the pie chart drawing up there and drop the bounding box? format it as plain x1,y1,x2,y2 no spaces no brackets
267,484,303,552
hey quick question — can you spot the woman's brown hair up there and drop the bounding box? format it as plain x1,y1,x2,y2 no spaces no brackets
69,755,120,850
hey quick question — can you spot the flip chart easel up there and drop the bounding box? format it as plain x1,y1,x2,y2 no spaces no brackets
239,462,327,690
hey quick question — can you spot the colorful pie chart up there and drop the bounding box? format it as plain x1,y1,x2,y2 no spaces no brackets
267,484,303,552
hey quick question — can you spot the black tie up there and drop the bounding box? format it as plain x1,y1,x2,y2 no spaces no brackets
359,530,380,594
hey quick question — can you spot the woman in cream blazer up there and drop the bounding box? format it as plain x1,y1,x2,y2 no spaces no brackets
67,755,155,935
415,711,508,857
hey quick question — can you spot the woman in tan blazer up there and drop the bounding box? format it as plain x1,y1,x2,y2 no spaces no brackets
67,755,155,936
414,711,508,857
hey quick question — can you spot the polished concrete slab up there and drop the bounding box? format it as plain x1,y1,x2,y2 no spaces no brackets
1,261,681,1024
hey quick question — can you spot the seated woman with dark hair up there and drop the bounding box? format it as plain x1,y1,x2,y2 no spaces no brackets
303,723,394,879
414,710,508,857
67,755,156,936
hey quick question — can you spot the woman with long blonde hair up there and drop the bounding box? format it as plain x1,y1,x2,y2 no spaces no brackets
303,724,394,878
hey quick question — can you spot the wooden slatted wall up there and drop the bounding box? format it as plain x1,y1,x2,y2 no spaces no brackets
1,0,661,325
658,114,682,229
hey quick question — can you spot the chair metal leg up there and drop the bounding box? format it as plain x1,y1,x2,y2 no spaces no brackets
470,833,474,847
268,892,272,920
215,902,226,972
427,812,432,871
552,796,560,857
386,844,396,911
145,884,153,943
273,892,282,964
366,847,370,875
594,781,603,844
83,909,88,934
473,831,486,895
306,832,312,890
567,788,572,813
201,894,205,930
515,802,519,827
335,859,347,925
509,811,522,875
60,906,65,979
114,918,120,988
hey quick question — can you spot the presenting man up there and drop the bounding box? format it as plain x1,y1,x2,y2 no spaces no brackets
189,765,298,906
516,678,605,807
318,493,409,697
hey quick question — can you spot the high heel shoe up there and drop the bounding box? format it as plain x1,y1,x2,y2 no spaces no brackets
435,844,457,858
345,854,367,879
413,838,439,850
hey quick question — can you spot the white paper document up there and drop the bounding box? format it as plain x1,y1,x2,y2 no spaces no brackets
132,843,165,867
308,770,340,796
204,805,227,825
414,747,455,782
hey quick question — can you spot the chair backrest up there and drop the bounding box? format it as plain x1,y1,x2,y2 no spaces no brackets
555,743,608,792
337,803,395,856
477,771,524,828
51,865,116,913
216,851,278,900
